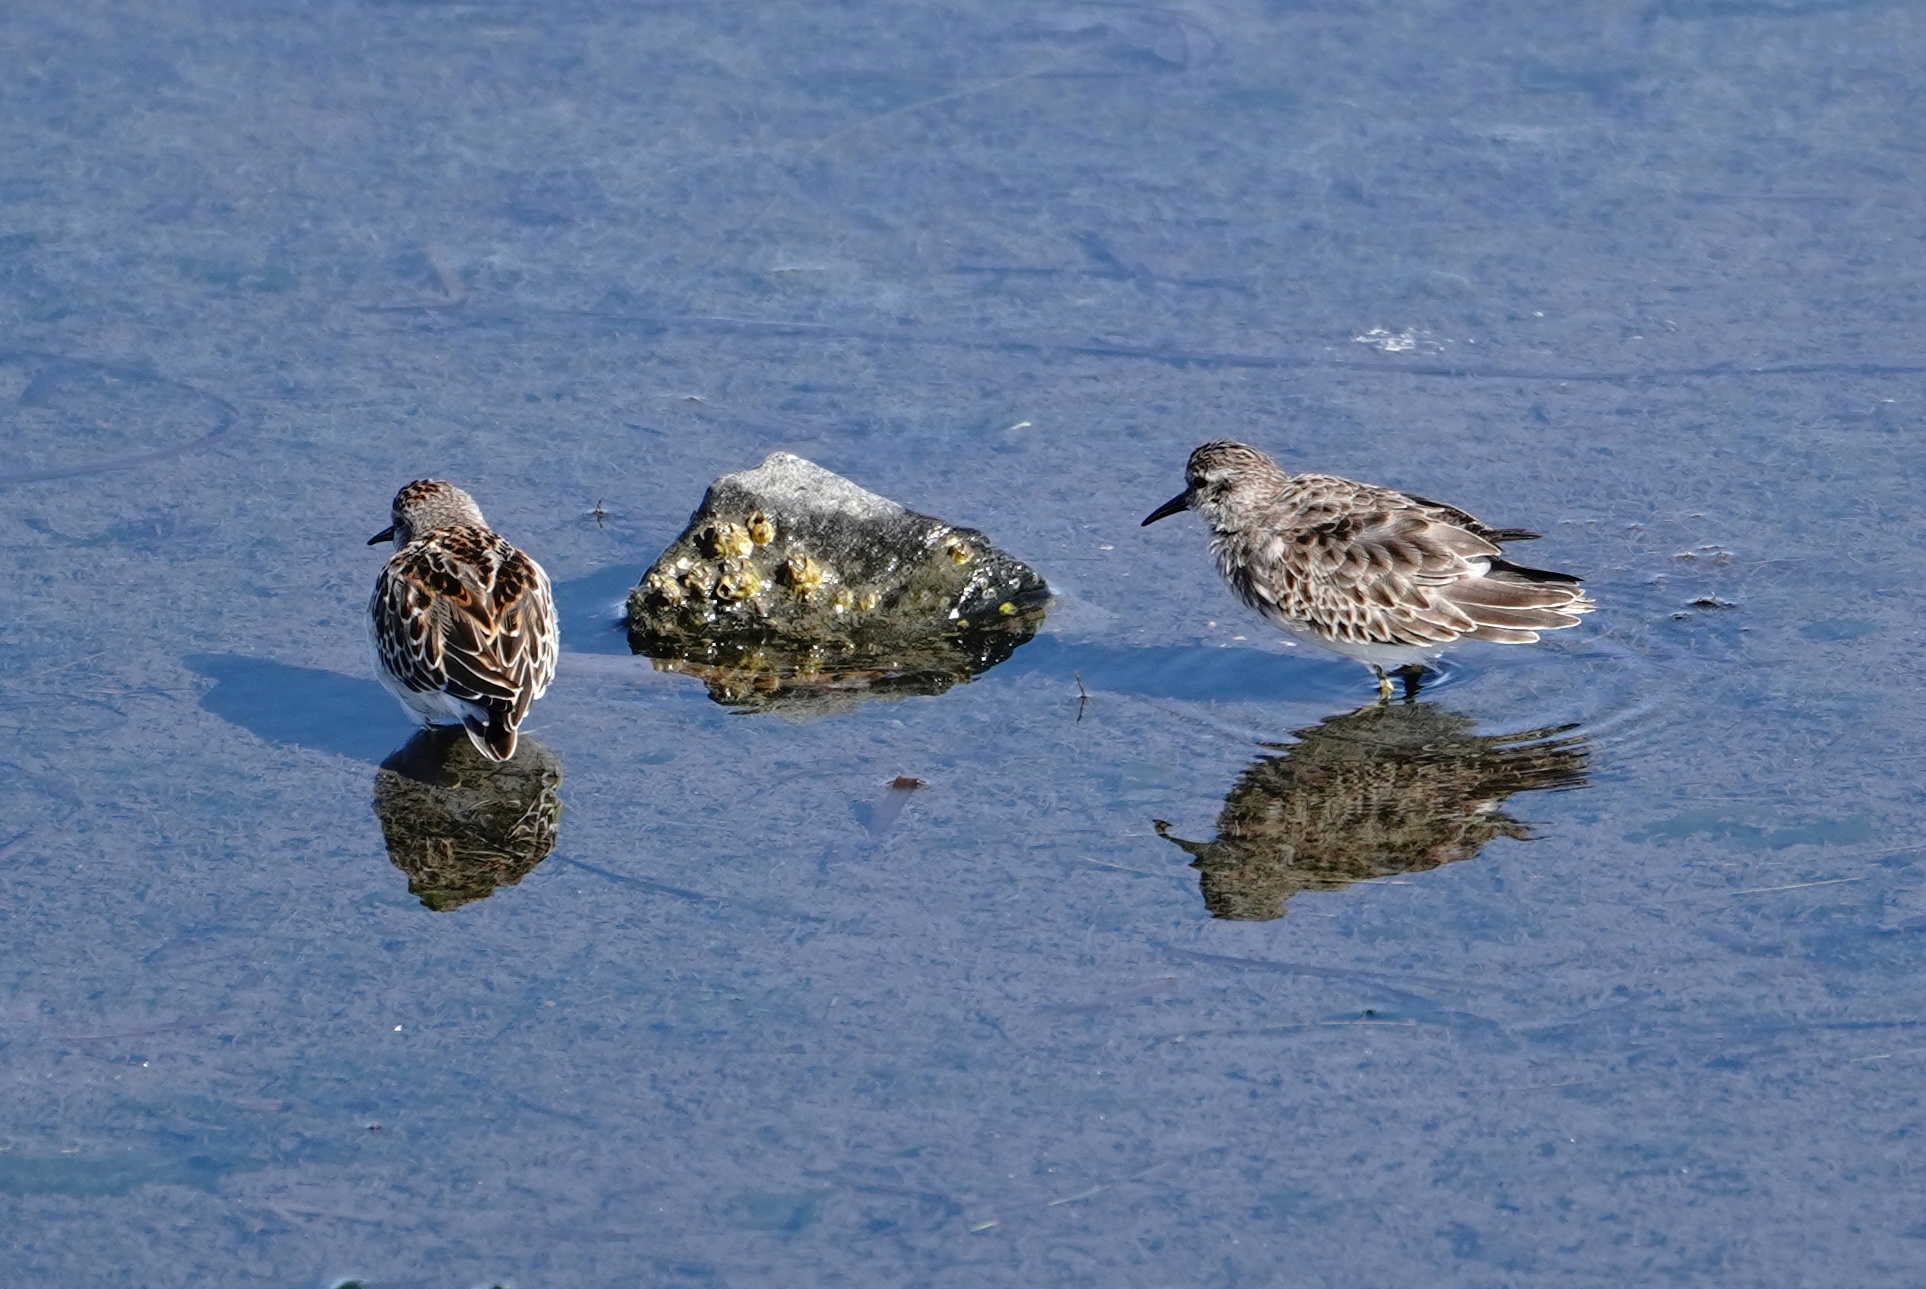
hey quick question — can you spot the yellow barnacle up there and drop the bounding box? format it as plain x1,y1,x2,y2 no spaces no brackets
856,589,879,612
944,536,974,565
646,570,685,606
832,587,855,614
702,522,754,559
998,601,1016,616
746,512,776,545
680,562,718,597
778,553,825,596
714,558,762,602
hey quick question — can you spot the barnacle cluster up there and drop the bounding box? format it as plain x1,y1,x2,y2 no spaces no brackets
778,553,824,595
634,511,879,628
701,521,754,559
714,558,761,602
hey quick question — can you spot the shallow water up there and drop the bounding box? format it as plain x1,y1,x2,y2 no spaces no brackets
4,1,1926,1284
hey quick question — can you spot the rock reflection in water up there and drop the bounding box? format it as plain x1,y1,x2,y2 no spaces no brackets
1156,702,1588,921
634,606,1045,716
371,728,563,911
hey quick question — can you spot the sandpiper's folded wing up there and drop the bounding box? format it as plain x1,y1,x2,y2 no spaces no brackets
1264,498,1590,648
1398,490,1541,543
372,529,558,722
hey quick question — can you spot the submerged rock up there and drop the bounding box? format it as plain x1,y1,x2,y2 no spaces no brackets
628,452,1049,713
1156,703,1588,921
372,728,563,911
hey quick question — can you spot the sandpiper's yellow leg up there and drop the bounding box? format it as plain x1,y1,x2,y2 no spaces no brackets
1375,671,1394,701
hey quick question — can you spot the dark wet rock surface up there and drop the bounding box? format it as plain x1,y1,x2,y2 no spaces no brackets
1158,702,1589,921
629,452,1048,713
372,730,563,911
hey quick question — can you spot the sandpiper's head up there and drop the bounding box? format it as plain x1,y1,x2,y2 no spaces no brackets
1141,440,1284,528
369,479,487,547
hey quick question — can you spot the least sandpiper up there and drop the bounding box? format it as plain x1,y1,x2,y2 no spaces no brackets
1143,441,1593,696
368,480,559,761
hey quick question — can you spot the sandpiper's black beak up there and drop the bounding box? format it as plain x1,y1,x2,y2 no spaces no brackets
368,525,397,546
1141,490,1191,526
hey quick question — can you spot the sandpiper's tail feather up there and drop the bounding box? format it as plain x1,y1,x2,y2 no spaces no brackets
1462,625,1542,645
462,713,519,762
1462,604,1580,632
1442,555,1594,645
1397,492,1542,545
1485,556,1585,586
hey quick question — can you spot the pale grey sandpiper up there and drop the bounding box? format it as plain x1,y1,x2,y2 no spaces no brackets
1142,440,1593,698
368,479,559,761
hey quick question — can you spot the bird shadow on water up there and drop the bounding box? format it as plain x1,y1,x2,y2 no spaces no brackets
1155,700,1591,921
184,656,564,908
184,653,410,763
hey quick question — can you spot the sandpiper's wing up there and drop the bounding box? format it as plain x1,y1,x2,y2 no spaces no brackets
1249,482,1591,647
1397,491,1541,543
372,526,558,755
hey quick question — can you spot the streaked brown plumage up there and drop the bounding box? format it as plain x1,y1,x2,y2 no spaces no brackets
368,480,558,761
1143,441,1593,693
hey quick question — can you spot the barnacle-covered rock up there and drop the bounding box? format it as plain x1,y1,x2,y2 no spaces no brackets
372,729,563,911
1156,703,1588,921
628,452,1049,713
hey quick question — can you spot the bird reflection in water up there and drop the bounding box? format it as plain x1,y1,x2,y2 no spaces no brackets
371,727,563,911
1155,701,1588,921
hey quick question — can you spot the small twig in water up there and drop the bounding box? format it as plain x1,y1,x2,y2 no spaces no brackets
1729,876,1864,896
425,243,467,305
1047,1186,1103,1207
1075,671,1089,722
8,649,109,684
